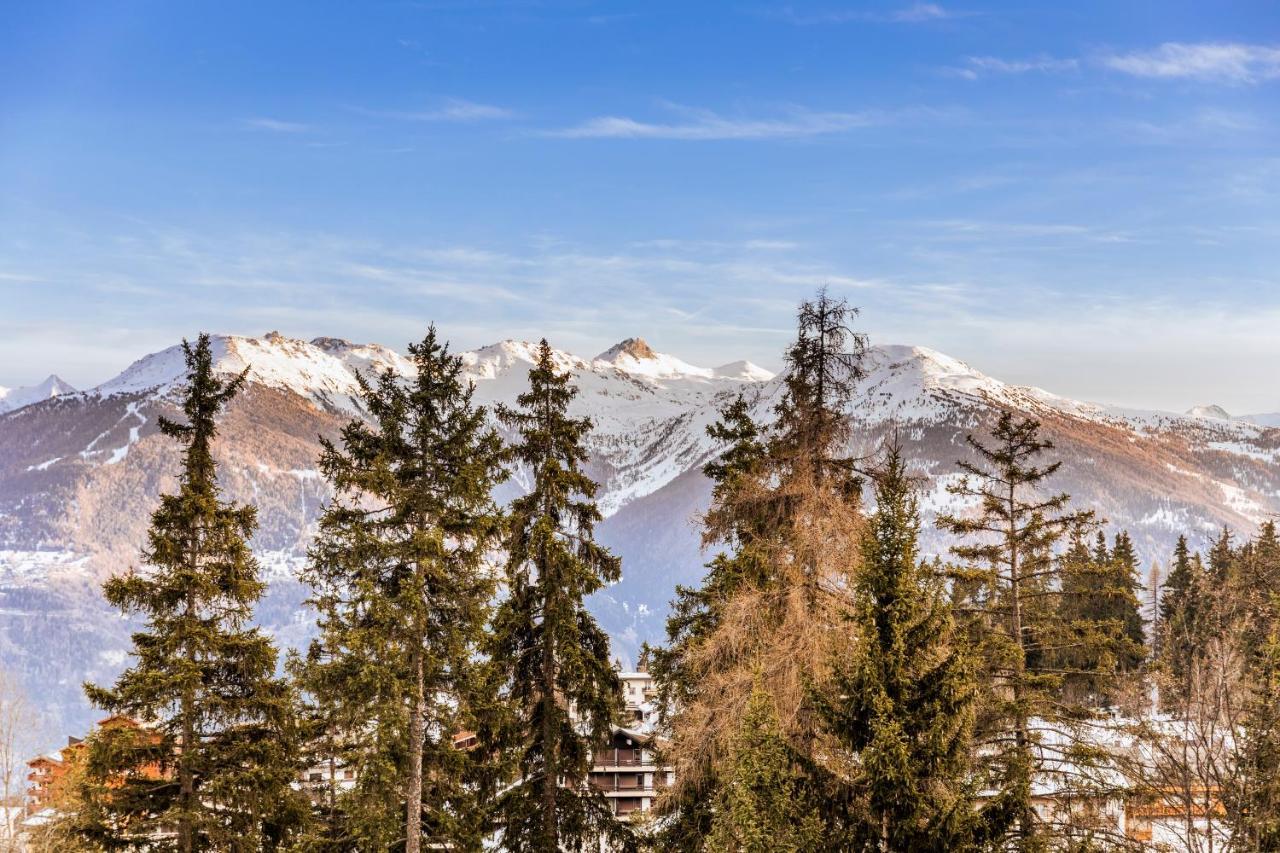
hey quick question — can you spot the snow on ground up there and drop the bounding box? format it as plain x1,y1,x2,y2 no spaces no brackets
0,550,91,583
60,333,1280,524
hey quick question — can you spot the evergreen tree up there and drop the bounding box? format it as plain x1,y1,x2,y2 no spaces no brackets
651,394,771,711
1207,526,1235,586
814,441,998,851
79,334,305,852
1157,538,1210,714
936,412,1095,851
1158,536,1197,696
706,678,824,853
1159,535,1194,631
1227,523,1280,847
652,290,868,849
1054,531,1146,706
490,339,629,852
294,326,507,852
1231,598,1280,849
1227,520,1280,662
1109,531,1147,665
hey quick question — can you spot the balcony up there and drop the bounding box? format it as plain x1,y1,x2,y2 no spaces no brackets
594,750,652,768
590,775,669,794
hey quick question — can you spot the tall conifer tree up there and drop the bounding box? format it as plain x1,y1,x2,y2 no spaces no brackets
1232,599,1280,849
79,334,305,852
936,412,1095,851
815,441,998,851
490,340,628,852
296,327,507,852
652,290,868,849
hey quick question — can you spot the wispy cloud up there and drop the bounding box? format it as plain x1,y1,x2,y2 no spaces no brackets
544,103,908,140
767,3,969,25
243,117,312,133
946,42,1280,85
1102,42,1280,84
353,97,515,122
947,55,1078,79
887,2,954,22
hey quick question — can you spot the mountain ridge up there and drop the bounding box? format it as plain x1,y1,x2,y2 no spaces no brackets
3,330,1280,743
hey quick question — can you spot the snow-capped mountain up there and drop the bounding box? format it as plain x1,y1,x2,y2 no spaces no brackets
1185,403,1280,430
1,331,1278,744
0,375,75,414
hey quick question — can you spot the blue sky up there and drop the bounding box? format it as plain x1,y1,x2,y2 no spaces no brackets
1,1,1277,412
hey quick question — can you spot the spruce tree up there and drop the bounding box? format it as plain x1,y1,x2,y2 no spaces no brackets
1159,535,1194,632
1109,531,1147,667
706,678,823,853
1158,536,1197,695
1227,520,1280,662
1054,531,1146,706
936,412,1095,851
1232,598,1280,849
490,339,628,853
295,326,507,852
1157,538,1210,714
1228,524,1280,847
814,441,997,851
79,334,305,852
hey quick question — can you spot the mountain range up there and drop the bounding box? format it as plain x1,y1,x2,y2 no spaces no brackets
2,330,1279,744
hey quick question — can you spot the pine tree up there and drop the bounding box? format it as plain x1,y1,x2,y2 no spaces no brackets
1231,597,1280,849
1158,536,1196,687
706,678,823,853
1108,532,1148,669
771,287,868,490
936,412,1095,851
652,290,868,849
1228,523,1280,847
294,326,508,852
79,334,306,852
490,340,629,852
814,441,997,851
1157,537,1210,714
1207,526,1235,586
1227,520,1280,663
1054,532,1146,706
1159,536,1194,631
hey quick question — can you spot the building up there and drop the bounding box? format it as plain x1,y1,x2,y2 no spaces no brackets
586,669,671,821
589,727,672,820
25,738,82,811
616,669,658,729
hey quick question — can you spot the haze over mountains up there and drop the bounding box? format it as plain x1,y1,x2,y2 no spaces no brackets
2,330,1279,742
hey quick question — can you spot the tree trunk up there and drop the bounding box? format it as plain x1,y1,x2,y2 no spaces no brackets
1008,478,1032,850
541,544,559,850
179,536,199,853
406,643,425,853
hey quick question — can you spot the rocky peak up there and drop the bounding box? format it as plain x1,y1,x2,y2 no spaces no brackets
596,337,657,363
310,336,354,352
